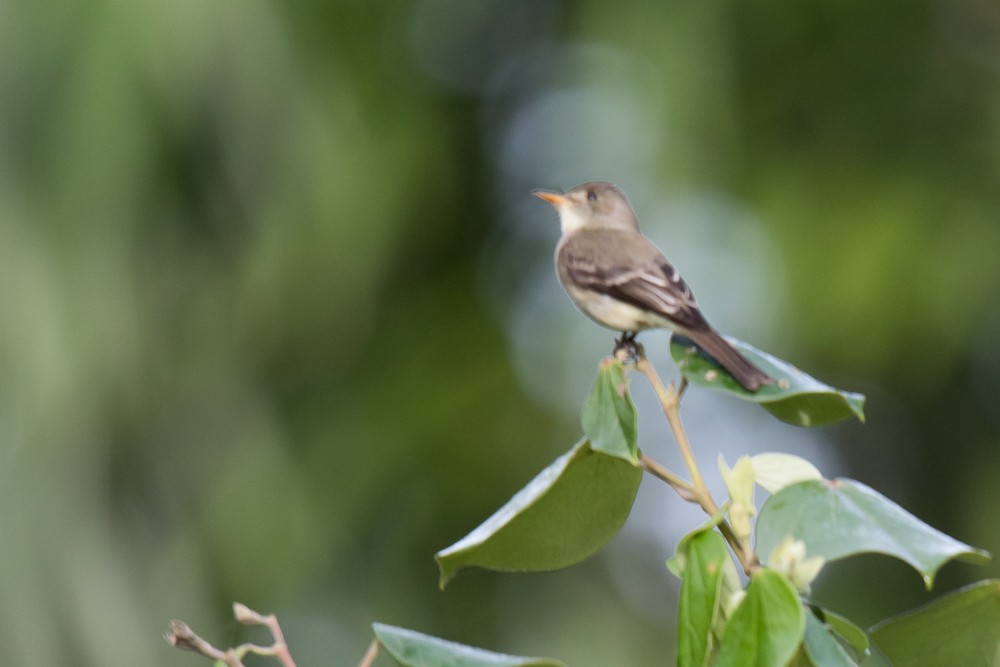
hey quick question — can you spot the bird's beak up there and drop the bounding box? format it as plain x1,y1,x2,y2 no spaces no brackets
532,189,568,207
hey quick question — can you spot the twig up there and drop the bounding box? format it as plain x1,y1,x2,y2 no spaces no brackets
233,603,297,667
634,356,706,491
631,352,760,575
166,603,298,667
165,620,245,667
358,639,380,667
639,453,696,501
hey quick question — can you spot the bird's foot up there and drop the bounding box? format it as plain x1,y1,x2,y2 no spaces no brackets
612,332,643,361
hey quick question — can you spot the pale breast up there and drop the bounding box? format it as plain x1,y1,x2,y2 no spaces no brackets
562,283,673,332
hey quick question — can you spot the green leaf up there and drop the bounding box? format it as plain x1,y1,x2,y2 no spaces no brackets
811,606,869,658
669,335,865,427
715,569,805,667
858,646,893,667
756,479,991,589
668,512,727,578
581,357,638,463
677,530,734,667
803,612,858,667
372,623,566,667
869,579,1000,666
435,440,642,587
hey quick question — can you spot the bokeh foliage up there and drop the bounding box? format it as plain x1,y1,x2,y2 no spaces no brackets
1,1,998,665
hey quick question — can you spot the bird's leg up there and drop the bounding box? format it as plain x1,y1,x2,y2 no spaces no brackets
613,332,643,361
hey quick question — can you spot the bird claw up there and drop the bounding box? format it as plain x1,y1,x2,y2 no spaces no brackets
613,333,643,361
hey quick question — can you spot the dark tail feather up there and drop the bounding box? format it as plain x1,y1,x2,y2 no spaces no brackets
684,328,772,392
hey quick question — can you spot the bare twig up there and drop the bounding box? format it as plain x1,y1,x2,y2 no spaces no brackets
630,351,760,575
233,603,297,667
165,620,245,667
358,639,380,667
634,357,706,491
166,603,298,667
639,453,697,501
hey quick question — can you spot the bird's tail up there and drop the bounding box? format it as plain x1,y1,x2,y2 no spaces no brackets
682,328,773,392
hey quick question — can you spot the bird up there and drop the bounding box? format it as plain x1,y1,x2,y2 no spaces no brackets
534,181,772,392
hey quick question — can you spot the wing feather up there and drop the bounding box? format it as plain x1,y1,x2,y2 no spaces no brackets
558,231,709,331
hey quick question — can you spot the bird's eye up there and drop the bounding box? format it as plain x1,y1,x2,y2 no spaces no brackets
587,190,598,202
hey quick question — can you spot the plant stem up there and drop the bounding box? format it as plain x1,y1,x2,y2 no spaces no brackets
639,453,696,500
357,639,379,667
233,603,297,667
632,353,759,575
167,604,300,667
634,357,705,492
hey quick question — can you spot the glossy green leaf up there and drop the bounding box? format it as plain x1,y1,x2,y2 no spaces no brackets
581,357,638,463
803,612,858,667
756,479,991,589
372,623,566,667
677,529,734,667
435,440,642,587
869,579,1000,666
715,569,805,667
669,335,865,427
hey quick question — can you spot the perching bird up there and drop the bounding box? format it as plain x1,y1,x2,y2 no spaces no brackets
534,181,772,392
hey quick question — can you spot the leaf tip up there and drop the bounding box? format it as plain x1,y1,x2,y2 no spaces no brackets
434,554,457,590
848,392,867,422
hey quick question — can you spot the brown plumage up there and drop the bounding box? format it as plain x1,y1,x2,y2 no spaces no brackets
536,182,772,392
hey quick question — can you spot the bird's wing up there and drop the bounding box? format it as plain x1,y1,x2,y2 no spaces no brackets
559,231,709,331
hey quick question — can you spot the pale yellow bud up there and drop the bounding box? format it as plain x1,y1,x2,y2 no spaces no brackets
768,537,825,594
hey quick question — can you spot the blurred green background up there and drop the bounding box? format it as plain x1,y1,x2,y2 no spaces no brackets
2,1,999,665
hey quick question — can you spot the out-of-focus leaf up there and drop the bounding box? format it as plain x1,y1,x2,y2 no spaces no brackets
803,612,858,667
858,646,894,667
372,623,566,667
756,479,991,589
812,606,869,658
582,357,638,463
715,569,805,667
667,512,727,578
677,530,733,667
750,453,822,494
869,579,1000,666
670,335,865,427
435,440,641,587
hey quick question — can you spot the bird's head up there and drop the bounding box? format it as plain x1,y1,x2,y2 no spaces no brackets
533,181,639,234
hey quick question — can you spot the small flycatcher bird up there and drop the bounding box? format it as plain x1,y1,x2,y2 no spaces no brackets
534,181,772,392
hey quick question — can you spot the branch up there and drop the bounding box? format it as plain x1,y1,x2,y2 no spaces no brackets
630,351,760,575
639,453,696,501
358,639,380,667
634,357,706,491
166,603,297,667
166,620,244,667
233,603,298,667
